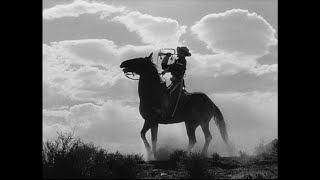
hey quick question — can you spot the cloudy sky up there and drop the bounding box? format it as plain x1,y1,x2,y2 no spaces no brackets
43,0,278,156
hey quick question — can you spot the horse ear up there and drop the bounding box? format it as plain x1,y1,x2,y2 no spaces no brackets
148,52,153,59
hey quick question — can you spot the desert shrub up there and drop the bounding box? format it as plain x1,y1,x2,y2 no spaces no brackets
90,149,112,178
211,152,223,167
131,153,144,163
266,139,278,160
106,151,143,179
254,140,266,156
43,132,91,178
170,149,188,162
210,152,239,169
43,132,144,179
255,139,278,162
237,150,254,165
239,150,249,159
168,149,188,169
211,152,221,161
182,152,209,178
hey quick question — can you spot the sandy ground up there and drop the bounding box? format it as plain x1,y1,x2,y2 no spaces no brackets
136,156,278,179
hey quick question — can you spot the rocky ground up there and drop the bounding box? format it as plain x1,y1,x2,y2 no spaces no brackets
43,134,278,179
136,156,278,179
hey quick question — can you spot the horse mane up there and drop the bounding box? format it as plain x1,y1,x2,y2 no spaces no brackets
146,58,162,83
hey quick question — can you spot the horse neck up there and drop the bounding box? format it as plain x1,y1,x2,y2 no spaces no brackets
138,71,163,106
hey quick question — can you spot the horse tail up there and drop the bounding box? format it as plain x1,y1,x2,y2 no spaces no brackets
190,92,229,144
212,102,229,144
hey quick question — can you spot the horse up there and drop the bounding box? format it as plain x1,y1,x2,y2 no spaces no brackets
120,52,228,159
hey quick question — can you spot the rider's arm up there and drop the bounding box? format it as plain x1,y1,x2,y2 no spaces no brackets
161,53,173,75
161,66,170,75
161,53,171,70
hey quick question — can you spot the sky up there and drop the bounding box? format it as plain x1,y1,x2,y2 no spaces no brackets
43,0,278,156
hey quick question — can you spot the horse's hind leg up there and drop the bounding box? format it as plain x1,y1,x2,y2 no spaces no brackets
141,121,152,159
200,120,212,157
185,121,198,154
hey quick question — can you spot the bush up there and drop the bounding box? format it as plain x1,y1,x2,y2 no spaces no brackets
210,152,223,168
255,139,278,162
168,150,188,169
237,150,254,165
106,152,143,179
267,139,278,160
239,150,249,159
182,152,209,178
211,152,221,161
42,132,144,179
254,140,266,156
43,132,90,178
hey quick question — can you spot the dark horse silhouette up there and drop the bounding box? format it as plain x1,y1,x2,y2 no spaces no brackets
120,52,228,159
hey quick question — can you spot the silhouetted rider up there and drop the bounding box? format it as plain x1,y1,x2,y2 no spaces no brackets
161,46,191,93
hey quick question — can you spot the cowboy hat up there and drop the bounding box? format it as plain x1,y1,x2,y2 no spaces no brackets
177,46,191,57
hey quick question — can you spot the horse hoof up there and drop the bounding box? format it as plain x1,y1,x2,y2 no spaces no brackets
201,151,208,157
146,151,155,161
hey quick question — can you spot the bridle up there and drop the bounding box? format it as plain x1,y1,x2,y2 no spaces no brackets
123,69,140,80
122,54,167,81
122,68,167,83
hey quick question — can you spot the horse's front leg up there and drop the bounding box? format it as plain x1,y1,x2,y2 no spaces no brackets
141,121,152,158
150,123,159,158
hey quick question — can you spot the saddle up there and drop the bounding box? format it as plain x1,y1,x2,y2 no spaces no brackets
154,79,189,123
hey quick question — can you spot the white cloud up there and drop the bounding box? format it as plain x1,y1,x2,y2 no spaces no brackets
44,39,156,66
184,45,277,78
43,123,74,140
43,0,187,47
191,9,277,57
249,64,278,76
112,11,187,46
43,109,70,118
43,82,82,109
43,39,158,104
187,52,256,77
256,44,278,65
43,109,71,127
43,0,126,20
186,52,277,77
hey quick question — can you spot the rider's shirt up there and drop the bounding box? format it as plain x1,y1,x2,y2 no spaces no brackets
169,57,186,78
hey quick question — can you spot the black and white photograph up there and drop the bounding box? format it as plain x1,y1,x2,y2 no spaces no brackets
43,0,278,178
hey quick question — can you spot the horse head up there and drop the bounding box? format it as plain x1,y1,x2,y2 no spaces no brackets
120,52,154,76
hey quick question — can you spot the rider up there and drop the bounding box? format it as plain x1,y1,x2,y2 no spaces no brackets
161,46,191,94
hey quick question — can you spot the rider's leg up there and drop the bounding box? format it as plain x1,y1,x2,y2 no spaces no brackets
168,76,181,94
